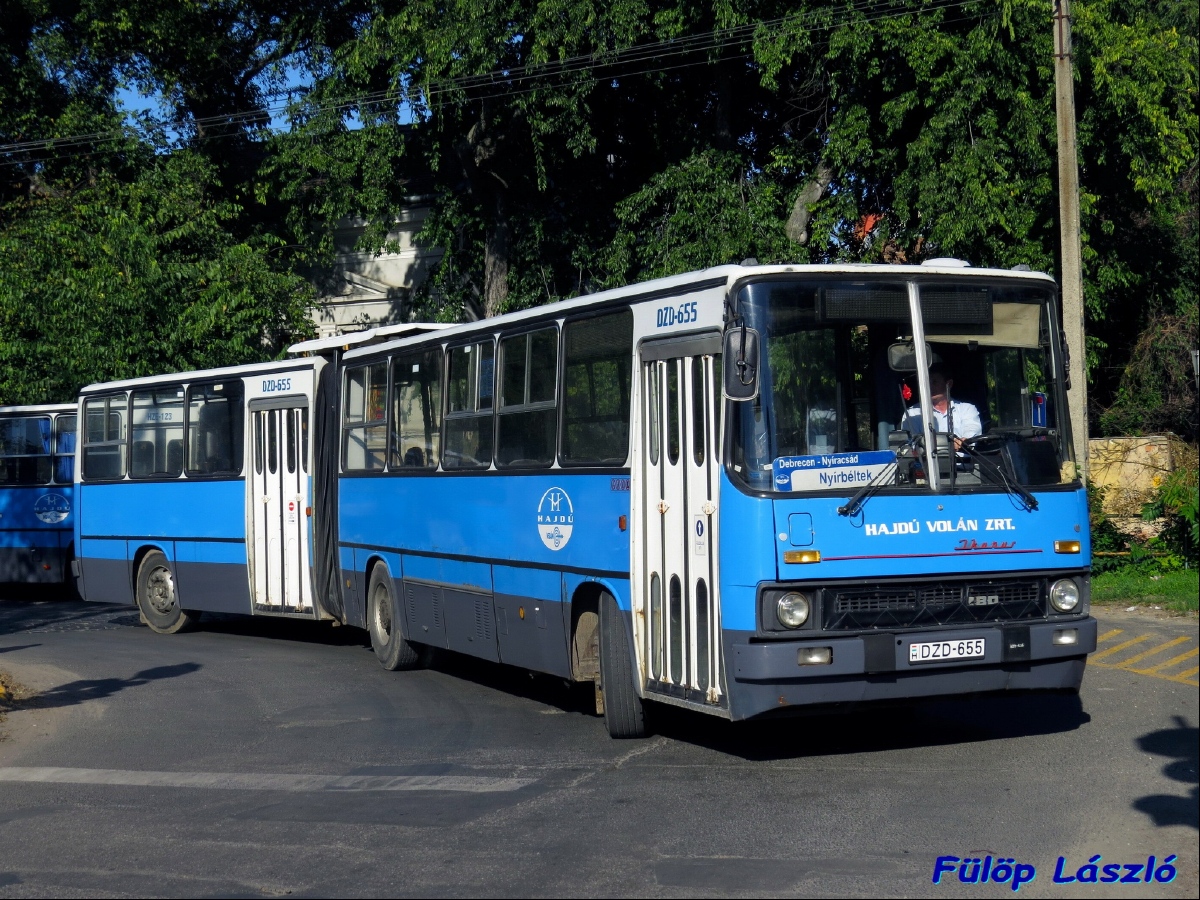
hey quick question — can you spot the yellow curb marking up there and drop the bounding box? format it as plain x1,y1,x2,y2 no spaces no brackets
1096,629,1124,644
1090,635,1151,661
1116,636,1192,669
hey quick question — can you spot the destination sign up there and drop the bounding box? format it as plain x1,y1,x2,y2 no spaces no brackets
772,450,896,492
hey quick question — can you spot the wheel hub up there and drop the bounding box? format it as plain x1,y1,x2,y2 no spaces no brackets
147,567,176,615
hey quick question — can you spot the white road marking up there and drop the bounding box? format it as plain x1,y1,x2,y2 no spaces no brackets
0,767,535,793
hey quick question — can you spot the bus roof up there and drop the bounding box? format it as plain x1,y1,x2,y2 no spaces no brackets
288,322,453,356
78,356,317,395
0,403,76,415
334,261,1056,363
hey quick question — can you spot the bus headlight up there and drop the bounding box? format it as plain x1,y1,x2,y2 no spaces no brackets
1049,579,1080,613
776,592,811,628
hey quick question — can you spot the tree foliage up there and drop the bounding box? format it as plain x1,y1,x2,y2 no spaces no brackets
1,0,1195,438
0,151,312,403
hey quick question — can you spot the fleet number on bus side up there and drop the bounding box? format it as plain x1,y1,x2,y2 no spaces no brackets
262,378,292,393
656,302,700,328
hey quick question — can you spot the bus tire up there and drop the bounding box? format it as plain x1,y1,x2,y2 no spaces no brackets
368,565,423,671
598,593,647,738
136,551,196,635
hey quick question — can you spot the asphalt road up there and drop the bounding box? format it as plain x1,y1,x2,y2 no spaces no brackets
0,594,1195,898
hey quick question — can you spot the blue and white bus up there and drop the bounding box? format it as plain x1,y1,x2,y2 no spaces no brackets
75,263,1096,737
1,404,77,584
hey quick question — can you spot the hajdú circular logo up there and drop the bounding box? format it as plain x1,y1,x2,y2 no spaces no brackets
34,493,70,525
537,487,574,551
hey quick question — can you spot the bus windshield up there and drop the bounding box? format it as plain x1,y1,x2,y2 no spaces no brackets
729,277,1074,493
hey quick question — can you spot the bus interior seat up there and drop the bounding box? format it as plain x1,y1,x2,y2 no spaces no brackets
85,449,122,480
166,439,184,475
132,440,154,477
403,446,425,467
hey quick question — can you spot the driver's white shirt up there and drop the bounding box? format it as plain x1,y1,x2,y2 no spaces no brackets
903,400,982,439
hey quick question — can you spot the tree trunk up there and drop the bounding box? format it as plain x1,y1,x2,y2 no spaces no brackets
483,192,510,318
785,161,833,245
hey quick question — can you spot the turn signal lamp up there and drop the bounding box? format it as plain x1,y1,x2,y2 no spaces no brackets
1053,629,1079,646
1054,540,1081,554
783,549,821,564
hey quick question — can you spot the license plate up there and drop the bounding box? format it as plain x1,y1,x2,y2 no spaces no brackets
908,637,986,664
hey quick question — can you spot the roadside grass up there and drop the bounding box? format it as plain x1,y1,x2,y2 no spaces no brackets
1092,568,1199,613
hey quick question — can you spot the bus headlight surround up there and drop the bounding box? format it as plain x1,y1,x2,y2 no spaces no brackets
776,592,811,628
1049,578,1080,613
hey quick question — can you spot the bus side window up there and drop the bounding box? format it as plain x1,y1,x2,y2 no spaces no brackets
187,381,244,476
82,395,128,481
560,309,633,466
444,341,495,469
391,347,442,469
496,327,558,468
54,414,76,483
342,363,388,471
0,415,53,485
131,387,185,478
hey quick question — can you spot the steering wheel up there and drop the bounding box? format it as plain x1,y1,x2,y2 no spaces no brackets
961,432,1006,454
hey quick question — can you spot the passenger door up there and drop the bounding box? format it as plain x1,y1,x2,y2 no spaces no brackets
250,403,313,615
639,335,723,705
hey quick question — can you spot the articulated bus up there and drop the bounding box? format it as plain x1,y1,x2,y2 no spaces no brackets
1,404,77,584
74,263,1096,737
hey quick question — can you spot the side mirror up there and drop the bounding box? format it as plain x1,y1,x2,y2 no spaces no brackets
723,326,761,401
887,341,931,372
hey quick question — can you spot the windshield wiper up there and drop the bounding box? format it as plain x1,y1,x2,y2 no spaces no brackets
838,460,899,518
956,440,1039,511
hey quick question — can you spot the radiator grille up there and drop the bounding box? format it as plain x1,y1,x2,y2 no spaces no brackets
824,579,1044,631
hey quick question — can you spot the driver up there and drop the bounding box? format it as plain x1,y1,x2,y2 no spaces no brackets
901,363,981,449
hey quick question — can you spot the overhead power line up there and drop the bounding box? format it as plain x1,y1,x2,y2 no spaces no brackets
1,0,983,165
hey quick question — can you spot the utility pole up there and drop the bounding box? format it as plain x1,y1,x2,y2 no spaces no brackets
1053,0,1089,480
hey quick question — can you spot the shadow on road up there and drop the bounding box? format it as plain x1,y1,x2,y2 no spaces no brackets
25,663,202,711
1133,715,1199,830
425,651,1091,757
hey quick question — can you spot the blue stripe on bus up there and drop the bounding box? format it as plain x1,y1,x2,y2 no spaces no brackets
174,540,247,566
78,480,246,540
79,538,128,561
338,472,630,576
0,529,70,549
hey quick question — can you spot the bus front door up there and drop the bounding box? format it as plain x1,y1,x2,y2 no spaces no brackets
640,342,723,706
250,404,313,615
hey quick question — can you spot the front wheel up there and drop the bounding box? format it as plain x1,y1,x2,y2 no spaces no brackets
136,551,196,634
367,565,425,671
598,593,647,738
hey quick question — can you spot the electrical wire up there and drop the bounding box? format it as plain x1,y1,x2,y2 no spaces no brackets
1,0,985,166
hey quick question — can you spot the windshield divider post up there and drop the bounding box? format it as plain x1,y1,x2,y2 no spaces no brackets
907,282,940,492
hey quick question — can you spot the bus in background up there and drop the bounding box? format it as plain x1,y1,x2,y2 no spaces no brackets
0,404,77,585
75,263,1096,739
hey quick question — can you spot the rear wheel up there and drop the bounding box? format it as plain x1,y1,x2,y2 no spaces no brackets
368,565,424,670
137,551,196,634
598,592,647,738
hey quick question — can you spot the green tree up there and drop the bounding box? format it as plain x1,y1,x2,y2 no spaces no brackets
0,151,312,404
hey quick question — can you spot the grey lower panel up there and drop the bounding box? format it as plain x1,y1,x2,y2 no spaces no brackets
175,561,252,614
493,593,571,679
80,557,131,605
402,580,448,648
0,546,67,584
443,588,500,663
723,620,1095,721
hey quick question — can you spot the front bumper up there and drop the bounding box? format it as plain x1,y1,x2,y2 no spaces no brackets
725,617,1096,720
